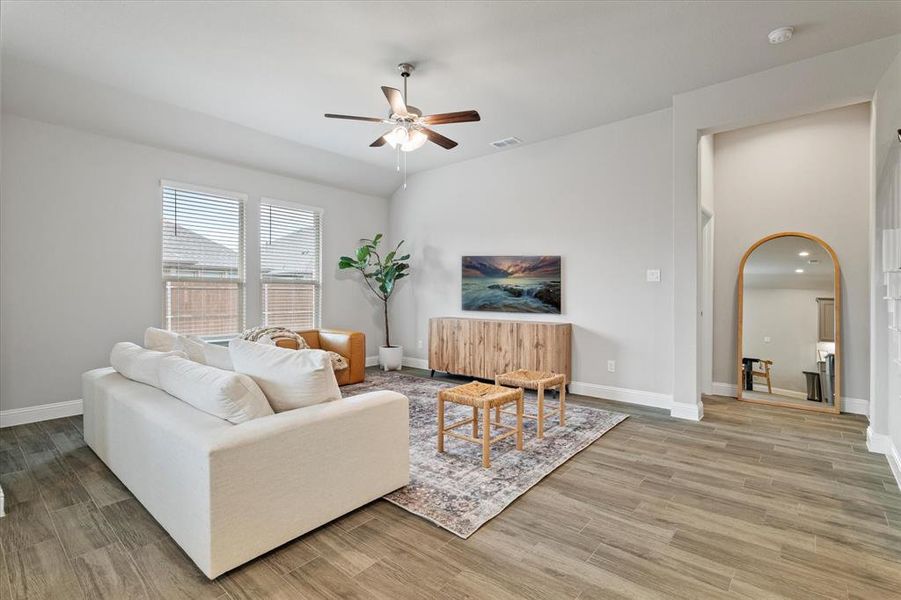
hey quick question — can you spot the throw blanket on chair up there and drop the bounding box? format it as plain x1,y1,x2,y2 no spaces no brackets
240,327,349,372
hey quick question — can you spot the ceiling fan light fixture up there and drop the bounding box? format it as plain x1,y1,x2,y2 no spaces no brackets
401,128,428,152
385,125,409,148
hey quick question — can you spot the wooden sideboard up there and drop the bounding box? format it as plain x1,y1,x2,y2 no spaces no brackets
428,317,572,382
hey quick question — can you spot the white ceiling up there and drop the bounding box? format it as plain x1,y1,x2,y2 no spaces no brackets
2,1,900,192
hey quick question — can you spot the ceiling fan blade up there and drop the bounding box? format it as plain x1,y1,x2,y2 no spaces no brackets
381,86,410,117
324,113,386,122
370,134,389,147
421,127,458,150
420,110,481,125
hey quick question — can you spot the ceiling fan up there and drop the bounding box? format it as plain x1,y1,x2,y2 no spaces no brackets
324,63,480,152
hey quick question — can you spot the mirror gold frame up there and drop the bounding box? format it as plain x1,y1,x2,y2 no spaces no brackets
736,231,841,414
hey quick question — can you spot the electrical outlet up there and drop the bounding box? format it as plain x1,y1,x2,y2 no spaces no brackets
646,269,661,282
417,339,423,349
764,336,771,343
607,360,616,373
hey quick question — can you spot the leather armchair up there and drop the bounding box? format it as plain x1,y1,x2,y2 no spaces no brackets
275,329,366,386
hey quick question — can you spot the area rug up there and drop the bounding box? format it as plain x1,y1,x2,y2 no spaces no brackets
343,371,628,538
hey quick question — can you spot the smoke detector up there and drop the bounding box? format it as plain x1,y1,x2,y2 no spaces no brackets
768,26,794,45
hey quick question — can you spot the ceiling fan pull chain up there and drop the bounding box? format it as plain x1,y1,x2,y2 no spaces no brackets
403,151,407,190
396,145,400,172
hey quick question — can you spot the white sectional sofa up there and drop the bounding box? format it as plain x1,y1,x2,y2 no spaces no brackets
82,367,410,579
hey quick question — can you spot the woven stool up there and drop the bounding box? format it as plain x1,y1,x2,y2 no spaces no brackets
495,369,566,438
437,381,523,468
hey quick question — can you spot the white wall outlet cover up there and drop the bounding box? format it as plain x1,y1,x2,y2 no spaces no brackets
646,269,661,282
764,336,771,343
607,360,616,372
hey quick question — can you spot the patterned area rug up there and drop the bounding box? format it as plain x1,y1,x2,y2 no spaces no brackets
343,371,628,538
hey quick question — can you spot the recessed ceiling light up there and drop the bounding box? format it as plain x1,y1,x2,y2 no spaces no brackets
795,269,804,273
768,26,794,45
798,251,810,257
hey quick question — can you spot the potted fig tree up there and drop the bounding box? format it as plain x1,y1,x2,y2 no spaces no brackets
338,234,410,370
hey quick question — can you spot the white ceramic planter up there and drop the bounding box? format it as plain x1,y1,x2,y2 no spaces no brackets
379,345,403,371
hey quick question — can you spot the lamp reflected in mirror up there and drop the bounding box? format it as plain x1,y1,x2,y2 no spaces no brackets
737,232,841,413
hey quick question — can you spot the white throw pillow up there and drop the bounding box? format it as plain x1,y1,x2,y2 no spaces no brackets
144,327,178,352
158,356,273,424
174,335,207,363
228,338,341,412
110,342,185,389
202,342,234,371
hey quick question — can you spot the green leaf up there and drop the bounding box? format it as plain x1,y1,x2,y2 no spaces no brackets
356,246,370,263
373,233,383,245
385,250,396,264
397,254,410,261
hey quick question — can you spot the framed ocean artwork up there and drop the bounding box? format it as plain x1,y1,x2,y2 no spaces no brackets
461,256,561,314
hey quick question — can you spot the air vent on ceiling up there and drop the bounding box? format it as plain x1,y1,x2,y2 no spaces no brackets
490,136,522,149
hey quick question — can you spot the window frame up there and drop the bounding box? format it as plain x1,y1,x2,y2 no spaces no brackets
259,196,324,331
160,179,248,340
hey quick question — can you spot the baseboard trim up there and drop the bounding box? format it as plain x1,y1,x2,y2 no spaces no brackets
842,397,869,416
0,399,83,428
711,382,738,398
889,441,901,493
867,427,901,493
867,427,891,453
402,357,429,370
711,382,868,416
568,381,673,411
670,402,704,421
365,355,379,367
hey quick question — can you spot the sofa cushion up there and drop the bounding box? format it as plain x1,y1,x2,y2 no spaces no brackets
158,356,273,424
144,327,179,352
174,335,207,363
202,342,234,371
228,338,341,412
110,342,185,388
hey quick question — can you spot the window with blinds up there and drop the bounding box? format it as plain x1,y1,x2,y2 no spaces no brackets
161,183,245,337
260,200,321,330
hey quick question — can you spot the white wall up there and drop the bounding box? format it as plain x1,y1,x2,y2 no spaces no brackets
0,114,388,411
671,34,901,420
388,109,675,403
743,287,833,393
869,49,901,483
711,103,872,404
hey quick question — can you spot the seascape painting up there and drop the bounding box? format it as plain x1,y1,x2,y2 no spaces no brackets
462,256,561,313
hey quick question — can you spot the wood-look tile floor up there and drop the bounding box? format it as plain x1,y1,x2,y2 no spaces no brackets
1,368,900,599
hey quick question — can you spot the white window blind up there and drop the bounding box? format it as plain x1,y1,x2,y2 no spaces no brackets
161,183,245,337
260,200,321,330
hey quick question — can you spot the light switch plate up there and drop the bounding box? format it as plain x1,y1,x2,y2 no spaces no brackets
764,336,771,343
646,269,661,282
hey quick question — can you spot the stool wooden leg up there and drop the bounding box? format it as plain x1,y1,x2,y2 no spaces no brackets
516,392,523,451
493,376,501,424
537,383,545,438
482,400,491,468
437,395,445,453
559,383,566,427
472,406,478,438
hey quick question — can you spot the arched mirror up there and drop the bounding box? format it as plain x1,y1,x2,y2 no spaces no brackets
737,232,841,413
